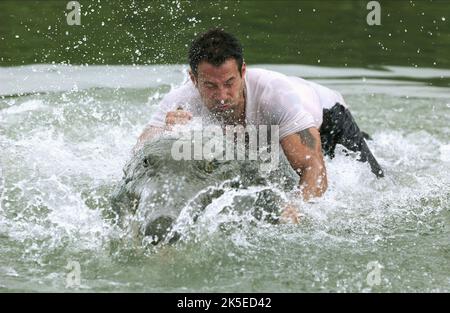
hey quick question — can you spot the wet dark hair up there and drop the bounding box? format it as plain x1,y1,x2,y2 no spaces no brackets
188,29,244,76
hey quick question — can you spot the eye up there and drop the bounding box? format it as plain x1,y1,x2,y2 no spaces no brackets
143,156,158,168
225,80,234,87
204,83,216,89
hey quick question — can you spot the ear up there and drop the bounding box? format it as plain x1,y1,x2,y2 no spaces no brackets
241,62,246,78
189,70,198,87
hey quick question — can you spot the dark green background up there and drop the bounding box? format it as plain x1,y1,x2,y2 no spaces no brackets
0,0,449,68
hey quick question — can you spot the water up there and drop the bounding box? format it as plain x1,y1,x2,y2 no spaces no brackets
2,1,450,69
1,64,449,292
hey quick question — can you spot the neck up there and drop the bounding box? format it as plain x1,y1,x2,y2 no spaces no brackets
229,85,246,126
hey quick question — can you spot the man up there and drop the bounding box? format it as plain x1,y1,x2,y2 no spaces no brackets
136,29,384,223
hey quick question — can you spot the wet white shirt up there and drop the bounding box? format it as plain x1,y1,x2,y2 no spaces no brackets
148,68,346,139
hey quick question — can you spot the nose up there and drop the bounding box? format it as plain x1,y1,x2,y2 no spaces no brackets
215,86,228,102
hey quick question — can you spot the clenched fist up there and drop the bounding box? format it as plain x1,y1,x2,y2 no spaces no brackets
165,108,193,127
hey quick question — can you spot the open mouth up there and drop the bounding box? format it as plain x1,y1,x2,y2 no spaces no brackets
212,101,232,112
216,104,230,111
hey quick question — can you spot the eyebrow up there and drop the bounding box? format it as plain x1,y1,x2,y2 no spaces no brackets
202,76,235,85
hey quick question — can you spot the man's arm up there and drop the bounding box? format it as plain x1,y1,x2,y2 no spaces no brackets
280,127,328,201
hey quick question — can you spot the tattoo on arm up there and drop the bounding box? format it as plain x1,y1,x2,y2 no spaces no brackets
296,128,316,150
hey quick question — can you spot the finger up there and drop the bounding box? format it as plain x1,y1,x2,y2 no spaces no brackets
175,111,192,119
168,111,192,119
165,115,176,125
165,115,191,125
175,117,190,125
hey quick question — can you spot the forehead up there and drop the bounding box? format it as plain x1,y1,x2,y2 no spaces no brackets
197,59,239,82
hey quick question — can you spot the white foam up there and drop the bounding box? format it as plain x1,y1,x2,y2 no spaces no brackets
1,266,19,277
440,144,450,162
0,163,4,216
1,64,449,99
1,99,47,115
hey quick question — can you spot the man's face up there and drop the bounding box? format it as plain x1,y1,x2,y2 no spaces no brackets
190,58,246,122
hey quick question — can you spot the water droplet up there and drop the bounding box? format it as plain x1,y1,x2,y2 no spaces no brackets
442,17,446,21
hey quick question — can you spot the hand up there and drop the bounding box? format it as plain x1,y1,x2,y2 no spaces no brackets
279,203,300,224
165,108,192,127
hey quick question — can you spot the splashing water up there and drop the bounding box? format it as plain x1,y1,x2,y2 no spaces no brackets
0,64,449,292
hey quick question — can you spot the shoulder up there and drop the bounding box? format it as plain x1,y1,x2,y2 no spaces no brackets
246,68,298,105
248,67,307,95
247,67,291,85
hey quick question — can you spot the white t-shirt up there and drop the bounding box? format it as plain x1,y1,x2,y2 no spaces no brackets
148,68,346,139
